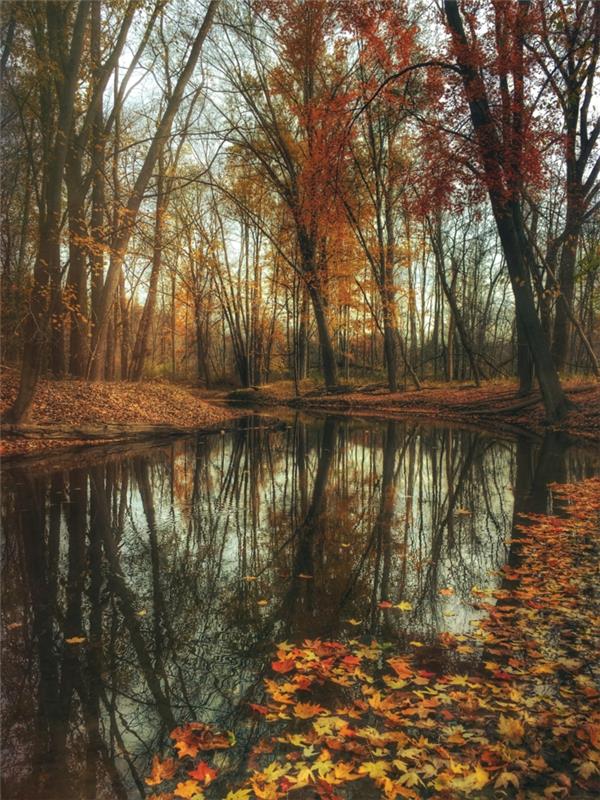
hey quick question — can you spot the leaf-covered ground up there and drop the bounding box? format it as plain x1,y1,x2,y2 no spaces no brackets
0,365,238,456
229,379,600,444
306,384,600,445
145,478,600,799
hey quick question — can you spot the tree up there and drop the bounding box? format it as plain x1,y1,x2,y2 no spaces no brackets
214,0,355,389
443,0,569,421
530,2,600,371
342,5,422,391
5,1,89,422
87,0,219,382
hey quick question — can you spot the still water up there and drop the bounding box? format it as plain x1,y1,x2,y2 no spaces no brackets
1,413,598,799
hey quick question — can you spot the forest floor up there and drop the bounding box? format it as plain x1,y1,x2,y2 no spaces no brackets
227,378,600,444
0,365,240,458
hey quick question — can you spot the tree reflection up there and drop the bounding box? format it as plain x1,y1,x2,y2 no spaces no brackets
1,417,598,799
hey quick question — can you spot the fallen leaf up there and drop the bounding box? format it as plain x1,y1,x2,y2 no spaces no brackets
497,714,525,744
145,755,178,786
293,702,325,719
188,761,217,785
174,779,202,799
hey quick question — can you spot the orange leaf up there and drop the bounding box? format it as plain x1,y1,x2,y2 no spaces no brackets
146,755,178,786
171,722,231,758
293,702,325,719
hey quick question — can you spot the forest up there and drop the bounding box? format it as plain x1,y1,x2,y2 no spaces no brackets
1,2,599,800
1,0,599,421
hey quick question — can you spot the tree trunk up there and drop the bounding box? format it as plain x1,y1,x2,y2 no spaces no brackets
119,267,129,379
551,216,579,371
307,282,338,390
497,206,568,418
89,0,106,380
195,300,211,388
65,146,90,376
50,276,65,377
382,318,398,392
444,0,568,421
297,284,309,381
129,150,166,381
516,314,533,396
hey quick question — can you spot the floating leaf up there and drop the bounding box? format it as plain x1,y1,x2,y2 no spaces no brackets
145,755,178,786
187,761,217,785
174,779,202,799
293,702,325,719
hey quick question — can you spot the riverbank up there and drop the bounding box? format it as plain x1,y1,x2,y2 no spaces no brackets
0,366,240,458
228,379,600,443
2,370,599,459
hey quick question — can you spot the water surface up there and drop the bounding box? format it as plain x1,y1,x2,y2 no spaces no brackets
1,413,598,799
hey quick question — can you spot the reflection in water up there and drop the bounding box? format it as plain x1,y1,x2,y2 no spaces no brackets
1,415,598,799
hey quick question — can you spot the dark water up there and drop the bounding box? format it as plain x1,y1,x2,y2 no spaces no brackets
1,413,598,799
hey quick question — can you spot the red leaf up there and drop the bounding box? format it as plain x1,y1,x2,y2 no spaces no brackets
188,760,217,785
272,658,295,673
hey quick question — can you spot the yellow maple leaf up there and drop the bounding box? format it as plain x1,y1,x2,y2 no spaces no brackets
497,713,525,744
312,715,346,736
174,779,203,799
293,763,315,787
451,764,489,792
395,601,412,612
397,770,422,788
261,761,288,782
330,761,360,783
359,761,390,779
65,636,86,645
251,780,279,800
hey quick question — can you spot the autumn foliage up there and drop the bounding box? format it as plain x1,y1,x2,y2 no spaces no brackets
144,478,600,798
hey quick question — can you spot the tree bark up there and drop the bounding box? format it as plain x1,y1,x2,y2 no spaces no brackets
129,149,166,381
307,281,338,390
65,145,90,376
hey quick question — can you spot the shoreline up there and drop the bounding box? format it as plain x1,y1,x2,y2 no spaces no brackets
2,371,599,460
228,379,600,445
